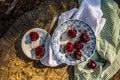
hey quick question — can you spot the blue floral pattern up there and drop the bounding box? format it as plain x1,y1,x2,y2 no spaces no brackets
51,19,96,65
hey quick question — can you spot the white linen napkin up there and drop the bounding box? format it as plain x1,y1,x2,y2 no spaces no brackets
41,0,106,67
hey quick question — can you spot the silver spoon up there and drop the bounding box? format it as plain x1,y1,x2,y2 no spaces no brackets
44,13,58,44
34,13,58,64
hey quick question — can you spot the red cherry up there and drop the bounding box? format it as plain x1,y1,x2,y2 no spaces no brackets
64,42,74,52
30,32,39,41
87,60,96,69
80,32,90,42
68,29,77,38
74,41,84,50
73,51,82,60
35,45,44,56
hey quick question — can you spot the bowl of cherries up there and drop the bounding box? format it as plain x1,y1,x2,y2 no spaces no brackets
21,28,51,60
51,19,96,65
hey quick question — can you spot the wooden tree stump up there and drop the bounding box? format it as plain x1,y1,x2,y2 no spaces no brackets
0,0,78,80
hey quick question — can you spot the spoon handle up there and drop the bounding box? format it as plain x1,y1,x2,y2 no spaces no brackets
44,13,58,42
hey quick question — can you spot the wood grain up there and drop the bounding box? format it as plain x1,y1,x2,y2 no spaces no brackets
0,0,78,80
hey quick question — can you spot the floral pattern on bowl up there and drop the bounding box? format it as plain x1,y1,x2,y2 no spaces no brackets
51,19,96,65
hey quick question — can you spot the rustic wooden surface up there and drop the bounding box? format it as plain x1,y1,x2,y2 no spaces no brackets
0,0,120,80
0,0,78,80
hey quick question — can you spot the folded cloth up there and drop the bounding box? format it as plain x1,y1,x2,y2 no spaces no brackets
41,0,106,67
41,8,78,67
74,0,120,80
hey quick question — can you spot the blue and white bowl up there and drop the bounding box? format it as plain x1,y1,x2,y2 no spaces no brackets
51,19,96,65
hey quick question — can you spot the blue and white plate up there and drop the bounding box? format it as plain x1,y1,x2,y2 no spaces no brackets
51,19,96,65
21,28,51,60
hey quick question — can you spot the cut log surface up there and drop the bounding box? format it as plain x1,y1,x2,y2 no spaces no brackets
0,0,78,80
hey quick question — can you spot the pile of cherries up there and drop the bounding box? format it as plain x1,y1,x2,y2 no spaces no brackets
64,29,96,69
29,32,44,58
29,30,96,69
64,29,90,60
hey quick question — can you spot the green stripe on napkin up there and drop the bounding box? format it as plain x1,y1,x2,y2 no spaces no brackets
75,0,120,80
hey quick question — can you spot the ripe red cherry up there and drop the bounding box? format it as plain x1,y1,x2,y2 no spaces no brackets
64,42,74,52
35,45,44,56
30,32,39,41
74,41,84,50
68,29,77,38
80,32,90,42
73,51,82,60
87,60,97,69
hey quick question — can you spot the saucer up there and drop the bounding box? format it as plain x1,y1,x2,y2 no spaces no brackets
21,28,51,60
